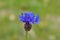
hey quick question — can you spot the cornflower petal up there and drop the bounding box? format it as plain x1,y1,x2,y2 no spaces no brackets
35,14,40,24
19,13,26,22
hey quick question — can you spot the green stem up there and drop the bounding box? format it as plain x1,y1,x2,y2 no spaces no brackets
25,31,28,40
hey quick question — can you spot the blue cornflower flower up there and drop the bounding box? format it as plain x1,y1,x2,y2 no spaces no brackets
19,12,40,31
19,12,40,24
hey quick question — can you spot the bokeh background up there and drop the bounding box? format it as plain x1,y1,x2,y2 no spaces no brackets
0,0,60,40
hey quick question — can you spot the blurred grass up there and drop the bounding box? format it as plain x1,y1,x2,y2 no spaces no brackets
0,0,60,40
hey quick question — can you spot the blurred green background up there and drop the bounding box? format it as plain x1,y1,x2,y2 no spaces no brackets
0,0,60,40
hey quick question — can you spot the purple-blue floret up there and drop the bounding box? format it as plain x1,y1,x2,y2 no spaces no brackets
19,12,40,24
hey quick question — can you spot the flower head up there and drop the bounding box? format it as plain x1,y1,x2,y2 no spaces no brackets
19,12,40,24
19,12,40,31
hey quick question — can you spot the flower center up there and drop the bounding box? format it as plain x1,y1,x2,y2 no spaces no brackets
26,16,30,21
